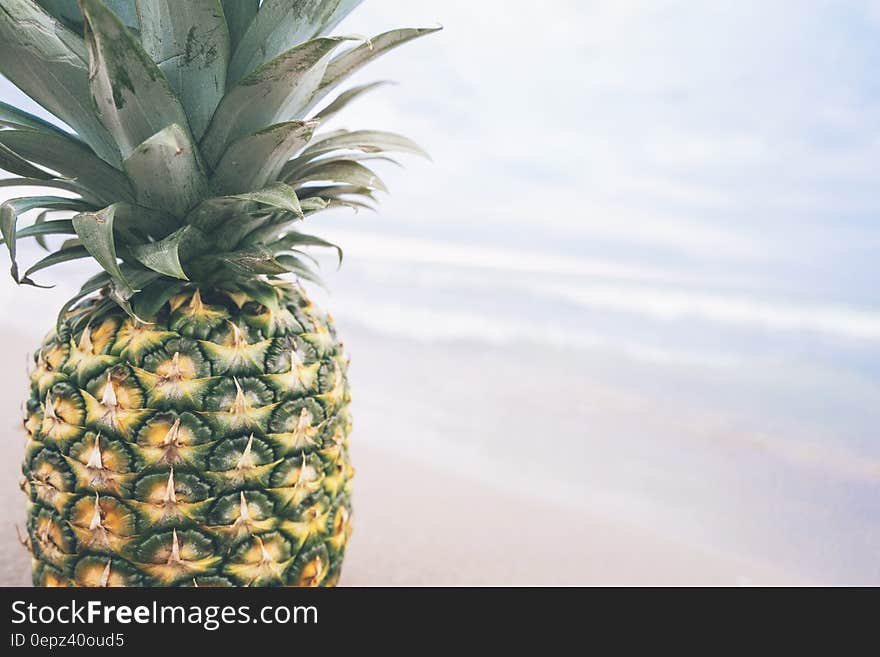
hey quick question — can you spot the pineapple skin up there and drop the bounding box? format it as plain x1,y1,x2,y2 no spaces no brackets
21,286,353,587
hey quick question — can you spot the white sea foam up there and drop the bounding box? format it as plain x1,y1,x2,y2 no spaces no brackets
321,228,725,286
330,295,743,370
323,229,880,343
539,282,880,342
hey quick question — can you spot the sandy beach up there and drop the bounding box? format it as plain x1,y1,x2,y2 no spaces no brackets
0,326,804,586
342,445,802,586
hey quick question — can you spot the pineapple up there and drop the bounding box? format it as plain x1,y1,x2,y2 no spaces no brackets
0,0,436,586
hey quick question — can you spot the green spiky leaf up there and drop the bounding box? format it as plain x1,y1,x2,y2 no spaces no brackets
0,143,54,180
36,0,139,33
33,210,51,250
23,244,90,279
80,0,192,158
0,129,133,203
185,196,246,232
299,129,428,159
288,159,387,191
221,0,259,51
213,214,274,252
305,27,441,112
195,183,304,248
57,271,113,332
0,101,76,138
275,253,324,285
212,247,289,276
273,230,342,266
1,197,92,281
211,121,317,194
129,225,207,280
131,278,189,320
311,80,390,122
122,124,209,217
34,0,89,29
228,0,362,82
0,177,102,205
229,182,304,217
0,219,75,246
71,205,133,295
282,152,400,185
201,36,345,165
299,196,331,211
298,183,374,199
136,0,229,138
0,0,121,166
103,202,180,245
108,264,161,319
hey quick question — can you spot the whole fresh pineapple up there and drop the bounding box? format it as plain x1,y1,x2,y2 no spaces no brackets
0,0,436,586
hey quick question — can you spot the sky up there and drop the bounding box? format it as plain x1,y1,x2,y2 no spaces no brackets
330,1,880,304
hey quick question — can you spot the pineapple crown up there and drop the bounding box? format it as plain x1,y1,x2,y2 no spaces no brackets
0,0,438,327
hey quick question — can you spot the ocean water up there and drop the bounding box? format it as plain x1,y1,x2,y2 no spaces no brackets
303,220,880,583
315,226,880,444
